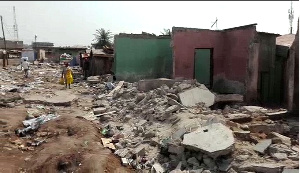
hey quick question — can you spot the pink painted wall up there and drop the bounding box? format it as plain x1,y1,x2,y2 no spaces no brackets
223,27,256,82
172,29,224,79
172,26,256,94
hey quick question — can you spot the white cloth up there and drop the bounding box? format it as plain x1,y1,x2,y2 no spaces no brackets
22,61,30,70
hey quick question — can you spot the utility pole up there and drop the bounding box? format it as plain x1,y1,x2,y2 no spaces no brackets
13,6,19,40
288,1,294,34
1,16,7,67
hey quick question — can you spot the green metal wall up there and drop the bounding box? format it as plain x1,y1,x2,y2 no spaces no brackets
258,33,282,105
114,36,172,81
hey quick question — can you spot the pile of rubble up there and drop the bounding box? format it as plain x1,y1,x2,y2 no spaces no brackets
79,77,299,173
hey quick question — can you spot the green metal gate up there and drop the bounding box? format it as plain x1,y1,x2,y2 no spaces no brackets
194,49,211,87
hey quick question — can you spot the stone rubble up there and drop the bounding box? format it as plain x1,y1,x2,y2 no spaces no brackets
1,63,298,173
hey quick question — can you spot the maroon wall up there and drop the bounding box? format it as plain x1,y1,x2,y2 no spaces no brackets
172,28,224,79
223,27,256,82
172,26,256,95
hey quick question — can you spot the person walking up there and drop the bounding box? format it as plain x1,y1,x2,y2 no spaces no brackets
61,62,73,89
83,57,90,80
22,59,30,78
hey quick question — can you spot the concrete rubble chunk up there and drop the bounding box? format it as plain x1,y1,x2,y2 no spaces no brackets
93,107,107,114
187,157,200,166
168,143,185,155
249,123,290,134
134,145,145,157
271,152,288,160
172,128,187,140
253,139,272,154
107,81,124,97
233,131,251,141
151,163,165,173
227,113,252,123
178,87,215,107
268,132,291,146
165,105,181,114
265,110,288,120
282,168,299,173
238,163,284,173
178,83,192,90
217,158,233,172
138,78,177,92
243,106,268,113
182,123,234,159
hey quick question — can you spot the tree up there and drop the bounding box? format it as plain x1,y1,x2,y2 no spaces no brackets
93,28,113,49
161,28,171,35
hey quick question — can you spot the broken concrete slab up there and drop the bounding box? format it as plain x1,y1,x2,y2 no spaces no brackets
107,81,124,97
215,94,243,103
178,87,215,107
243,106,268,113
233,131,251,141
238,163,284,173
172,128,187,140
187,157,200,167
151,163,165,173
87,76,100,84
165,105,181,114
227,114,252,123
268,132,291,146
182,123,234,159
138,78,177,92
133,145,145,157
248,123,290,134
271,152,288,160
282,169,299,173
253,139,272,154
22,90,77,106
93,107,107,114
217,158,233,172
265,110,288,120
178,83,192,90
168,143,185,155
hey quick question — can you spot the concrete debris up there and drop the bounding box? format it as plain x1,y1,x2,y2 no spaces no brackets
282,169,300,173
268,132,291,146
243,106,268,113
226,113,252,123
253,139,272,154
271,152,288,160
138,78,177,92
178,87,215,107
2,63,296,173
238,163,284,173
182,123,234,158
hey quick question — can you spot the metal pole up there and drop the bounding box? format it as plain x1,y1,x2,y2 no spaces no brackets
1,16,7,67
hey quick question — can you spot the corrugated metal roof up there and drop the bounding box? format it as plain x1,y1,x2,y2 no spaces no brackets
276,34,296,47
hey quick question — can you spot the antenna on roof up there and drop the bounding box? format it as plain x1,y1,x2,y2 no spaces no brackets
211,17,218,30
288,1,294,34
13,6,19,40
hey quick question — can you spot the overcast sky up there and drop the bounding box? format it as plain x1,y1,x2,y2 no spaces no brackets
0,1,299,46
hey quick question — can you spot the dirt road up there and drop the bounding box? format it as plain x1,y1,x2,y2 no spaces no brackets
0,64,133,173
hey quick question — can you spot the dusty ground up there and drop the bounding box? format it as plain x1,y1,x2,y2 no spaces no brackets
0,64,134,173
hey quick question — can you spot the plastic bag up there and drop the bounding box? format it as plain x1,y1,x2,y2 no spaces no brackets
59,77,64,85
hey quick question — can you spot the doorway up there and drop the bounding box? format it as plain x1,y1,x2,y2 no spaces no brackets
194,48,213,88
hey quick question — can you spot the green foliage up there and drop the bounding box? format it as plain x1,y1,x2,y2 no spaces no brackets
93,28,113,48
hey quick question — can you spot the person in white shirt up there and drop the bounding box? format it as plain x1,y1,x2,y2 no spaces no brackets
22,59,30,78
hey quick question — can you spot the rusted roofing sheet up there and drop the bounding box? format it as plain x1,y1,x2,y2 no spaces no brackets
276,34,296,47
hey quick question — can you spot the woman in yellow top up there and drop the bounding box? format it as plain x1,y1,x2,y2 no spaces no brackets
62,62,73,89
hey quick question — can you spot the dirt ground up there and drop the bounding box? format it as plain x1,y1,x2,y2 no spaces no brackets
0,106,133,173
0,64,134,173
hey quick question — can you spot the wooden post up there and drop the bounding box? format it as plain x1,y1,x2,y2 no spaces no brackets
1,16,7,67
